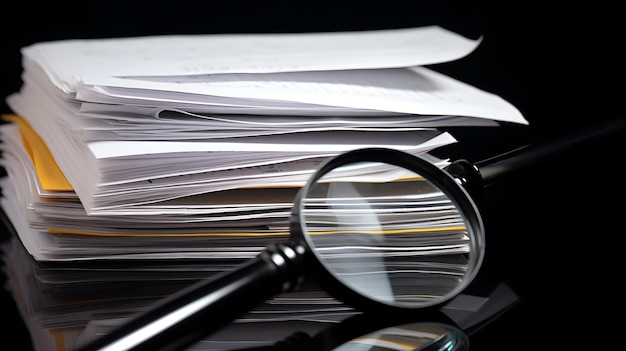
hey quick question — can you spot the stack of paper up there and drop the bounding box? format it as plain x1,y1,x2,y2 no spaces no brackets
0,25,527,350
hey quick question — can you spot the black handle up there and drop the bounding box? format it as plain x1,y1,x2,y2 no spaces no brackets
76,242,306,351
445,117,626,194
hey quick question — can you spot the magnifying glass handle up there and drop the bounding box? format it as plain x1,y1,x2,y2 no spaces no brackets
446,116,626,193
77,242,305,351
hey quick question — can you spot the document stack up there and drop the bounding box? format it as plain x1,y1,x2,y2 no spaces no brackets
0,26,527,350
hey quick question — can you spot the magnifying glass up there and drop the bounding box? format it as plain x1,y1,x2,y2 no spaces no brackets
77,147,484,351
76,117,626,351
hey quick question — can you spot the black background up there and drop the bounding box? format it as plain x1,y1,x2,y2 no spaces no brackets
2,1,625,350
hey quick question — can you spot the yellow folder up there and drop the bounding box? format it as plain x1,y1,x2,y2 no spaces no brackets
2,114,73,191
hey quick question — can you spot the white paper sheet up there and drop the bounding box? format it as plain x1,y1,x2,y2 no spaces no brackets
22,26,481,94
76,67,527,124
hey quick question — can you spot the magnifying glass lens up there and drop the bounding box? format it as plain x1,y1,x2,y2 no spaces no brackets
300,159,482,309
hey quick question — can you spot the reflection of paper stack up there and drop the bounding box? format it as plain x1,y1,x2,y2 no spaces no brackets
0,234,357,351
0,25,527,351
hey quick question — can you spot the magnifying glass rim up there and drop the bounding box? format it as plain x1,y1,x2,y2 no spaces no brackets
290,147,485,313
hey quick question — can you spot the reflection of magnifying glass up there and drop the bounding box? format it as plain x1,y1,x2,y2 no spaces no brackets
334,321,469,351
237,309,469,351
260,322,469,351
77,118,626,351
322,321,469,351
77,148,484,351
